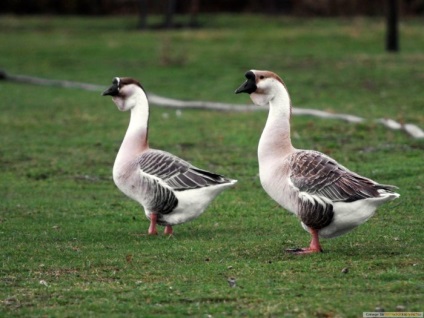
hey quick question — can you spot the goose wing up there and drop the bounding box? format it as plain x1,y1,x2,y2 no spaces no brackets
287,150,391,229
138,150,232,191
289,150,393,203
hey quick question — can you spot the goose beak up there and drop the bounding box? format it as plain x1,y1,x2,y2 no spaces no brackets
102,84,119,96
235,80,256,94
235,71,257,94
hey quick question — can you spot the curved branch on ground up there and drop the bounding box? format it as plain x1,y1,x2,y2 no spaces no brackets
1,70,422,139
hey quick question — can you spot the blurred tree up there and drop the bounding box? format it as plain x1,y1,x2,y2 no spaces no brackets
164,0,176,28
137,0,200,29
137,0,148,29
188,0,199,27
1,0,422,17
386,0,399,52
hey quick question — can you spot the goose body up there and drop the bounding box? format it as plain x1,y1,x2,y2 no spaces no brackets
236,70,399,253
103,77,237,235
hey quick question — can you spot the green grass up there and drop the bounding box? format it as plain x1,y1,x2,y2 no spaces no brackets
1,15,423,317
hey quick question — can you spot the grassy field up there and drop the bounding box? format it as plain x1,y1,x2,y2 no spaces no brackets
1,15,423,317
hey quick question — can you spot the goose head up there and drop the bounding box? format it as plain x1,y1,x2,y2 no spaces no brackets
102,77,146,111
235,70,288,107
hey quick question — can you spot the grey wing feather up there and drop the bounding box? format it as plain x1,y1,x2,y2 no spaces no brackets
139,175,178,214
138,150,232,191
289,151,397,203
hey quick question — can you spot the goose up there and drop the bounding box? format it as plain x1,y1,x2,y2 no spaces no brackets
102,77,237,235
235,70,400,254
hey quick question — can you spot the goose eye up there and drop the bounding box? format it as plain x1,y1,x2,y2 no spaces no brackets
259,75,265,79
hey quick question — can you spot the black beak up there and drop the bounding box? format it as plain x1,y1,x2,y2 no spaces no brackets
102,83,119,96
235,71,257,94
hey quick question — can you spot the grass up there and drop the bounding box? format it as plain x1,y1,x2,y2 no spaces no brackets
1,14,423,317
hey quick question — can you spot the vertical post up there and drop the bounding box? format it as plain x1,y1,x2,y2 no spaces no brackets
386,0,399,52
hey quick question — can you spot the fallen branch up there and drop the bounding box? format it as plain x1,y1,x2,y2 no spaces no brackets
0,71,104,92
1,70,423,138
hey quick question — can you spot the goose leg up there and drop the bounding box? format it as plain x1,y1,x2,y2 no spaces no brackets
148,213,158,235
164,225,173,235
286,228,323,254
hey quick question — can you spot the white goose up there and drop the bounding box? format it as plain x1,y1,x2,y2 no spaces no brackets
235,70,400,254
102,77,237,235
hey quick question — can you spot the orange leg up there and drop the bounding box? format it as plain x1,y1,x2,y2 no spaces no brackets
148,213,158,235
286,228,323,254
164,225,173,235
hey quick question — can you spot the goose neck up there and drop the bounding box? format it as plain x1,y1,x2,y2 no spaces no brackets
258,91,294,159
120,95,150,156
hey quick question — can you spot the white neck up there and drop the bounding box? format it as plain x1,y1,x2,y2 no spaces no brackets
258,86,294,163
115,92,149,168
